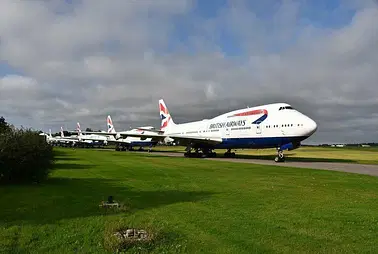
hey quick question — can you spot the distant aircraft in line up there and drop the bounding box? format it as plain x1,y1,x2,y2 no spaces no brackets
81,115,159,151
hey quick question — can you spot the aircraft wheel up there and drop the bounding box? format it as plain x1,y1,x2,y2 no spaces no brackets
275,152,285,162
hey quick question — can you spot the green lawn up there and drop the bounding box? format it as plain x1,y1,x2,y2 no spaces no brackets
1,148,378,253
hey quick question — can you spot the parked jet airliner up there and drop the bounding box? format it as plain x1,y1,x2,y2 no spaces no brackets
54,126,80,146
39,129,58,144
75,122,108,147
82,115,159,151
114,99,318,162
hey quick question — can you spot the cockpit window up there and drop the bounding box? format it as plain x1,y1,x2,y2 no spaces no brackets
279,106,295,110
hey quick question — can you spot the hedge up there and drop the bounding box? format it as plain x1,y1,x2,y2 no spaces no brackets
0,128,55,184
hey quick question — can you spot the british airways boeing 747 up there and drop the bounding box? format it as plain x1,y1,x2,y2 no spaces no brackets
111,99,317,162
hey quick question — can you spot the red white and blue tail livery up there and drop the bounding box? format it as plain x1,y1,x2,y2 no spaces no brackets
107,115,116,134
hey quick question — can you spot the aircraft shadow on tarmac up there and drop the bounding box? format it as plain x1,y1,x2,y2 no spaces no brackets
148,151,358,164
231,154,357,163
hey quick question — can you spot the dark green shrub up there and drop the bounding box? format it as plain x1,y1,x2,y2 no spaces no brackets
0,116,11,134
0,128,55,184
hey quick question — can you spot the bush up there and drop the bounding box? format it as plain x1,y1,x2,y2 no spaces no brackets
0,116,11,134
0,128,55,184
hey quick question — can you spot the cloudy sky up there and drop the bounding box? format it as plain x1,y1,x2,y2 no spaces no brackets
0,0,377,144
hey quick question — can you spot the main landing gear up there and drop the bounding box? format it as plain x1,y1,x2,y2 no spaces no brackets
184,147,217,158
115,144,133,151
274,149,285,162
224,149,236,158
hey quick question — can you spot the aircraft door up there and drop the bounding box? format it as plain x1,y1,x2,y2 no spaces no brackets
225,128,231,137
256,121,262,134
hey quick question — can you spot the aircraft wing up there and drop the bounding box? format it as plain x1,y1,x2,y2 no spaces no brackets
169,135,222,146
117,132,222,145
70,130,117,136
69,130,222,146
116,132,166,141
67,131,164,141
106,139,130,144
134,128,164,134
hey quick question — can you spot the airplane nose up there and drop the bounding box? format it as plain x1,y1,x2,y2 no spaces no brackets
307,117,317,135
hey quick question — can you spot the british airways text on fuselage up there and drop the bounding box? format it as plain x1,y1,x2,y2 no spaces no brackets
209,119,247,129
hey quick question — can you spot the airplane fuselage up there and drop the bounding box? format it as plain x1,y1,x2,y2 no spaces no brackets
163,103,317,150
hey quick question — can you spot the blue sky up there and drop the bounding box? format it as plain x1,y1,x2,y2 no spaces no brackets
0,62,23,76
153,0,357,57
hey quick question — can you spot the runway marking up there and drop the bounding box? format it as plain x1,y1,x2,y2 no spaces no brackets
149,152,378,177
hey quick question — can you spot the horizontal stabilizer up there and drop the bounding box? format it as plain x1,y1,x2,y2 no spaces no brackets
77,131,117,136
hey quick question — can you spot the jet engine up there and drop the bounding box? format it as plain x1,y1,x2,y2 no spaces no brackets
280,142,300,151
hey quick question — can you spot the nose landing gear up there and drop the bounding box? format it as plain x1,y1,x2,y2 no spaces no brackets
275,149,285,162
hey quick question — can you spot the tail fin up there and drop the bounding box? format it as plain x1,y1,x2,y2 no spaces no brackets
77,122,82,136
107,115,120,140
159,99,175,131
107,115,116,133
60,126,64,137
49,129,52,138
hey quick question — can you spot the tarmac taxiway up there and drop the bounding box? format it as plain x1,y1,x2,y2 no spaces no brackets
150,152,378,177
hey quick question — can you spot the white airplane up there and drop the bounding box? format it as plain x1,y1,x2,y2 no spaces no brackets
74,122,108,147
54,126,80,146
112,99,318,162
88,115,159,151
39,129,58,144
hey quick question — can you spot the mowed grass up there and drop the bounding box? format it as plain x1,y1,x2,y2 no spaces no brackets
1,148,378,253
153,146,378,165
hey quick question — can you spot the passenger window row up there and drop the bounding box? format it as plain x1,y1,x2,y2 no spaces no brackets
231,127,252,131
265,124,304,128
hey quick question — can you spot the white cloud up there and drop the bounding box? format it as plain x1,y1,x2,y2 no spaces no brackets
0,0,377,143
0,75,37,90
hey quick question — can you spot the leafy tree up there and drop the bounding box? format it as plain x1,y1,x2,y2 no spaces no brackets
85,127,93,132
0,116,11,134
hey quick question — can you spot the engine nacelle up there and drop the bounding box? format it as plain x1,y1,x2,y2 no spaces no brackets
280,142,300,151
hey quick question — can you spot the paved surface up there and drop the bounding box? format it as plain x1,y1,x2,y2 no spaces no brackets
149,152,378,177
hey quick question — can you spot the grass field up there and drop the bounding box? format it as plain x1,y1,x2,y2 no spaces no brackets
151,145,378,165
1,148,378,253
